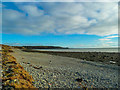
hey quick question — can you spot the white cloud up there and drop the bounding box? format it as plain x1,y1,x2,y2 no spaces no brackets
105,35,119,38
3,7,55,35
99,35,119,41
99,43,110,47
86,26,118,36
2,2,118,36
98,34,119,43
3,9,24,20
98,34,118,47
97,40,118,48
99,38,110,41
106,42,114,43
20,5,44,17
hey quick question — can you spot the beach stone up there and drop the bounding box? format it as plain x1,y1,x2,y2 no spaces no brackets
9,48,119,88
75,78,83,82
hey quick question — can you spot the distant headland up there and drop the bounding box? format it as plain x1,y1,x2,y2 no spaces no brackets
0,44,69,49
19,46,69,49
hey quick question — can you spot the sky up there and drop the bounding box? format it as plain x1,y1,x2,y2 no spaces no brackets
1,1,119,48
2,0,119,2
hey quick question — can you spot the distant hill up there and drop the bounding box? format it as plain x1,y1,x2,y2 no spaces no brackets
12,46,68,49
22,46,69,49
0,44,69,49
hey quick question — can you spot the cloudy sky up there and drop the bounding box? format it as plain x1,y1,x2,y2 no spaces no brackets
2,2,119,48
2,0,119,2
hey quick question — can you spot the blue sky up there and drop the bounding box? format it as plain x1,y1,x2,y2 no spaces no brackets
1,2,119,48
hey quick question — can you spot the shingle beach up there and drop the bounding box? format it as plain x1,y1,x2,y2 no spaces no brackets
11,49,120,88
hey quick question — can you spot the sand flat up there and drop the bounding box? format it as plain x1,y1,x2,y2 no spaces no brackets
11,49,84,67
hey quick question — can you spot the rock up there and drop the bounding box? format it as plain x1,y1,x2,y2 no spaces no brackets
29,64,33,67
75,78,83,82
27,62,30,64
75,72,80,76
33,66,42,69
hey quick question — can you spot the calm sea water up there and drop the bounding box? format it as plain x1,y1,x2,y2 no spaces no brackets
36,48,119,52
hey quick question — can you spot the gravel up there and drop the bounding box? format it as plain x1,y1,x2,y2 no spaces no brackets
11,49,120,88
19,61,119,88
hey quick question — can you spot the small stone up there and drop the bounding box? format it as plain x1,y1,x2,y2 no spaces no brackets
75,78,83,82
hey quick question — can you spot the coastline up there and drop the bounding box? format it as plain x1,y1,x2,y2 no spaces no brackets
11,48,119,88
22,49,120,66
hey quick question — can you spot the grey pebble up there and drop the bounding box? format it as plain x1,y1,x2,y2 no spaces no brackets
19,61,119,88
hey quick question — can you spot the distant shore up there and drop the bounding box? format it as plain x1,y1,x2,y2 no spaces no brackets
13,46,69,49
22,49,120,66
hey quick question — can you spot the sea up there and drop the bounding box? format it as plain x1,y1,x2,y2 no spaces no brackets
35,48,119,52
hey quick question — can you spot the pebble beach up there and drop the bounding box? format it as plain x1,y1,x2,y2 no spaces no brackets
11,49,120,88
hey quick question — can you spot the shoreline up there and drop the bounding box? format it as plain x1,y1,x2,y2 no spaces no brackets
10,49,119,88
22,49,120,66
